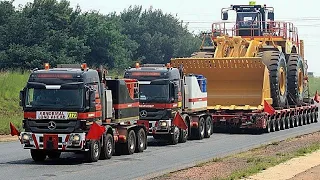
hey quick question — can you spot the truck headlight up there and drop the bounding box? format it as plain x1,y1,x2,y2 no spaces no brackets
160,121,168,127
70,134,81,142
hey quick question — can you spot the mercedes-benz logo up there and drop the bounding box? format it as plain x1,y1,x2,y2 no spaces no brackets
140,110,147,117
48,121,56,130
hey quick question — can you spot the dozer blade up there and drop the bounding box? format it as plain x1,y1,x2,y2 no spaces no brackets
171,57,271,110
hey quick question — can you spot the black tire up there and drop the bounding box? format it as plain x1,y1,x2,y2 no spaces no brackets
135,128,146,152
204,116,212,138
303,113,307,125
271,119,276,132
275,118,281,131
258,51,287,108
85,140,101,162
280,117,286,130
287,54,305,106
285,116,290,129
193,117,205,140
315,111,319,122
307,112,311,124
298,114,303,126
179,115,189,143
310,112,314,123
123,130,136,154
293,115,298,127
30,150,46,162
289,116,294,128
47,151,61,159
100,133,114,160
264,117,271,133
170,126,180,145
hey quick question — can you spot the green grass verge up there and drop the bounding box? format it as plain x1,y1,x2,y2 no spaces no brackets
225,143,320,180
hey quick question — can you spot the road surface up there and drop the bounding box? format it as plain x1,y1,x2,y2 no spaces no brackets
0,122,319,180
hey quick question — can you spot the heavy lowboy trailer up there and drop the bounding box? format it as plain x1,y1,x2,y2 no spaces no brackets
14,63,147,162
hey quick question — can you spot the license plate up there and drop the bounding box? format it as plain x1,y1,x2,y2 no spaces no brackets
36,111,77,120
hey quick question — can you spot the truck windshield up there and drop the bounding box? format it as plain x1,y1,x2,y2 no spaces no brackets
139,84,169,103
25,88,84,108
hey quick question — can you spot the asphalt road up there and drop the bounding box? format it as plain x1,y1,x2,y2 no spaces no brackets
0,122,319,180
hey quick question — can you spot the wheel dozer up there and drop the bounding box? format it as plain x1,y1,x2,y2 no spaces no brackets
171,1,309,111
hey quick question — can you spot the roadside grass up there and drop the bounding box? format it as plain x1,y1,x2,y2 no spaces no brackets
224,142,320,180
0,71,29,134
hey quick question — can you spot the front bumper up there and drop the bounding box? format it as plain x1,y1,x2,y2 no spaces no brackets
138,120,174,135
19,132,86,151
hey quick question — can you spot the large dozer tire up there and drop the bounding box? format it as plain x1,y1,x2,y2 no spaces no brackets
287,54,305,106
258,51,288,108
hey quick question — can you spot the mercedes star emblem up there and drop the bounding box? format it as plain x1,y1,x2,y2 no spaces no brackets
48,121,56,130
140,110,147,117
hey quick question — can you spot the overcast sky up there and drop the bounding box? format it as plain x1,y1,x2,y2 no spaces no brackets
9,0,320,75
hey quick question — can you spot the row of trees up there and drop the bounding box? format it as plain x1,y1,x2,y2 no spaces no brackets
0,0,202,70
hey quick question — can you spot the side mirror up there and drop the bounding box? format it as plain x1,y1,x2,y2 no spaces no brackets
19,90,25,107
268,12,274,21
222,11,228,20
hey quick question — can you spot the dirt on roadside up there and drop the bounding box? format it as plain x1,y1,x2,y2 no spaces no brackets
289,164,320,180
151,131,320,180
0,135,18,142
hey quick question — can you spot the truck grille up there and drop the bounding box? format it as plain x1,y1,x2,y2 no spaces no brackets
24,120,81,133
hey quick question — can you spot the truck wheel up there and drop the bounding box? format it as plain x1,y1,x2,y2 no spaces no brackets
259,51,288,108
47,151,61,159
280,117,285,130
285,116,290,129
179,128,188,143
293,115,298,127
289,116,294,128
100,133,114,160
135,128,146,153
310,112,314,123
170,126,180,145
193,117,205,140
204,116,212,138
287,54,305,106
275,118,281,131
85,140,101,162
315,110,319,123
123,130,136,154
30,150,46,162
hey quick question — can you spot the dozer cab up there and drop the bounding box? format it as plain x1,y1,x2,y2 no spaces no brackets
171,1,309,111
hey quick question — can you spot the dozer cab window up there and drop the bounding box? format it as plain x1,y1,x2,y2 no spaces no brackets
237,12,258,27
139,84,169,103
25,88,84,109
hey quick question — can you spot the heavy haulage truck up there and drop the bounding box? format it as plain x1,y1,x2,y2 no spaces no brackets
14,63,148,162
170,2,319,133
124,63,213,144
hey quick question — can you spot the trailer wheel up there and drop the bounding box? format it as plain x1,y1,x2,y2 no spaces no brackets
275,118,281,131
307,112,311,124
271,118,276,132
285,116,290,129
100,133,114,160
293,115,298,127
303,113,307,125
310,112,314,123
123,130,136,154
47,151,61,159
85,140,101,162
289,116,294,128
30,150,46,162
315,110,319,123
298,114,303,126
280,117,286,130
204,116,212,138
264,117,271,133
135,128,146,153
170,126,180,145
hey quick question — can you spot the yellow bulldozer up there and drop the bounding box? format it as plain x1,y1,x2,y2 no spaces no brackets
171,2,309,111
